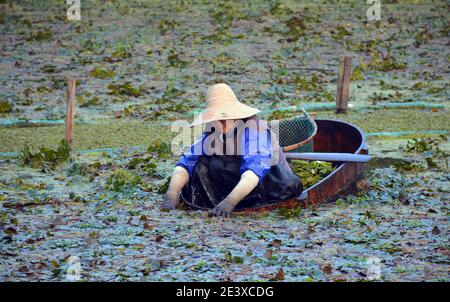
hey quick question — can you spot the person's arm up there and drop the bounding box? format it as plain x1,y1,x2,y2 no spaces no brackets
164,166,189,209
163,134,205,209
210,170,259,217
211,127,275,217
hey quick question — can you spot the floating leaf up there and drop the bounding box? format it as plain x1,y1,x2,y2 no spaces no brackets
271,268,285,281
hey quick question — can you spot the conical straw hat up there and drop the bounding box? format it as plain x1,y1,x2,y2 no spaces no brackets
190,83,260,127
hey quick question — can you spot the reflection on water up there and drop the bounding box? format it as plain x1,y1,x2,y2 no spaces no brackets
365,157,407,176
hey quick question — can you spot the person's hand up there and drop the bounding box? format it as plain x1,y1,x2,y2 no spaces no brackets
162,190,180,210
210,198,236,218
162,166,189,211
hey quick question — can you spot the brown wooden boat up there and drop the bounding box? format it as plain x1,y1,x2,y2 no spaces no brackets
181,119,368,212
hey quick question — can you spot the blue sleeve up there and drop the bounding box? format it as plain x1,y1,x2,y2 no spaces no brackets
240,128,273,184
176,133,205,176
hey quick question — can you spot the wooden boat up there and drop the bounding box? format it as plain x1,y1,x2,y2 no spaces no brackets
241,119,369,212
181,118,369,212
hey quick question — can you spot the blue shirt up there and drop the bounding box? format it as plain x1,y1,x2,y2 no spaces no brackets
176,128,274,184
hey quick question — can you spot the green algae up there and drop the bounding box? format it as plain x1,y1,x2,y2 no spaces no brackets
0,109,448,153
268,109,450,134
0,120,171,153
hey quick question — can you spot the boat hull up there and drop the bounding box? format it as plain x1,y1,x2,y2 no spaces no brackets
241,119,368,212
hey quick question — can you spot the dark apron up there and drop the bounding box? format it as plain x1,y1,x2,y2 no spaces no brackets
181,154,303,210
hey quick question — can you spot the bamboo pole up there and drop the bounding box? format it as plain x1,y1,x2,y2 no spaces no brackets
336,56,352,114
65,78,76,144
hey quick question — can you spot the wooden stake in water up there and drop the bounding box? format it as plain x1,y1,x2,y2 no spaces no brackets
65,78,76,144
336,56,352,114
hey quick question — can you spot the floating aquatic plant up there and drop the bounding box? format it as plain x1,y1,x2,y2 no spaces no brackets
203,26,245,45
293,75,321,92
0,100,13,113
26,28,53,41
90,66,116,79
111,48,132,60
280,9,320,42
158,81,184,102
269,1,293,16
147,138,172,158
368,53,407,72
167,49,188,68
409,82,430,90
19,139,71,169
41,64,57,73
106,169,142,192
331,25,352,41
107,82,142,97
414,29,433,47
290,160,335,188
277,207,301,219
379,80,400,90
351,64,367,81
158,19,179,35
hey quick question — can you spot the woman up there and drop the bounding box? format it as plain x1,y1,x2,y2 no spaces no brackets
164,83,303,217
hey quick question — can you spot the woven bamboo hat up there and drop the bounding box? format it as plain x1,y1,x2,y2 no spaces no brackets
190,83,260,127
